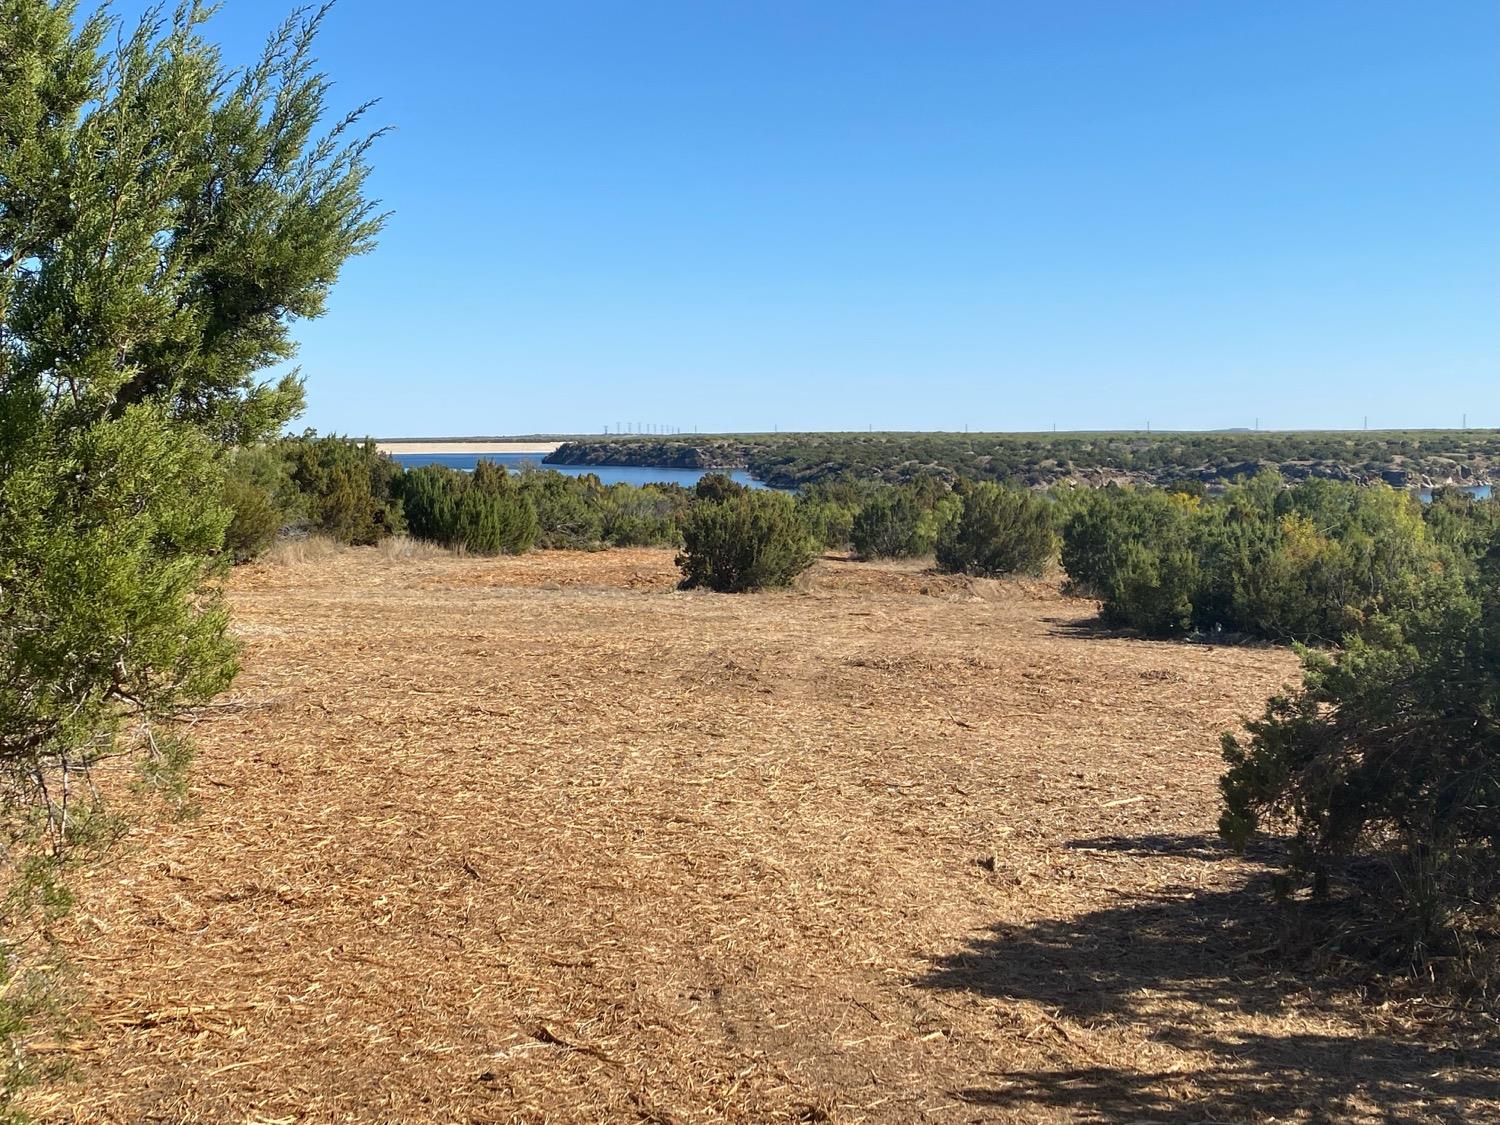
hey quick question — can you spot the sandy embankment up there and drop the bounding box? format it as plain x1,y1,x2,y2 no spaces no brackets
374,440,563,455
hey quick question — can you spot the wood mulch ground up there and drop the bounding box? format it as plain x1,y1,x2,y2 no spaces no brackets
33,547,1499,1123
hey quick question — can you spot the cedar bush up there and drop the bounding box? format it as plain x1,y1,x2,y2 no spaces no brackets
517,469,606,548
936,482,1057,577
397,462,536,554
280,434,405,544
221,446,304,562
598,483,686,546
398,465,461,544
676,490,816,592
1060,475,1445,641
851,489,924,559
222,474,283,563
1221,533,1500,969
695,472,748,503
454,488,537,555
795,480,872,550
0,1,382,1100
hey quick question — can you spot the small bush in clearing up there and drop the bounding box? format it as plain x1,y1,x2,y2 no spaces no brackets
676,490,816,592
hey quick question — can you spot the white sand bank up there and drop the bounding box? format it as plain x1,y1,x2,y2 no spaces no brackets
375,441,563,455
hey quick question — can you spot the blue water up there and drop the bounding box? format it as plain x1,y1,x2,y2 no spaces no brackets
1418,484,1491,502
390,452,766,489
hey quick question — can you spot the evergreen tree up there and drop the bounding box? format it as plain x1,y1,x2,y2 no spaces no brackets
851,488,924,559
1,1,381,1096
676,491,816,592
936,482,1057,578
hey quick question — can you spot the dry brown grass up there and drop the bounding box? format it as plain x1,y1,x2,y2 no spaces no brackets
374,534,452,563
31,549,1499,1123
259,533,345,567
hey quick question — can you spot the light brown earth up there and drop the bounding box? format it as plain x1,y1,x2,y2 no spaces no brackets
35,549,1500,1123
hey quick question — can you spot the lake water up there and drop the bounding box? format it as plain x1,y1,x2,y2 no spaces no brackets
1418,484,1491,502
390,452,766,490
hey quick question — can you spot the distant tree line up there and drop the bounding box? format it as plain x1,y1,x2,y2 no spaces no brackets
548,430,1500,492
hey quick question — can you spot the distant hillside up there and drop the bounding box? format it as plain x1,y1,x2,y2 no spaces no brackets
547,430,1500,491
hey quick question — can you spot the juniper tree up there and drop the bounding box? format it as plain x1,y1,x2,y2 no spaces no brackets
0,0,382,844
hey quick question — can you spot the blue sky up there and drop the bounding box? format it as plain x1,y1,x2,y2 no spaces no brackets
138,2,1499,435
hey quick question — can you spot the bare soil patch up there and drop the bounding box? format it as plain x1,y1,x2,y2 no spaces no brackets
35,550,1498,1123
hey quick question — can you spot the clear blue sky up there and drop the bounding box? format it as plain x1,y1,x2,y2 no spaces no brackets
136,2,1500,435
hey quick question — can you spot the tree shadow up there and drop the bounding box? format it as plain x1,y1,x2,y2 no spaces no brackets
919,833,1498,1122
1041,615,1278,650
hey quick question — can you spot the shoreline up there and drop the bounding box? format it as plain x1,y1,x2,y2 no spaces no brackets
375,441,562,456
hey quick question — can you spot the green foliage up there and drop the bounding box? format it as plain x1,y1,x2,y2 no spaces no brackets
399,464,461,544
1221,538,1500,965
794,480,871,550
1424,487,1500,560
0,1,383,445
222,473,283,563
851,488,924,559
676,491,816,592
695,472,748,503
0,0,382,1090
916,494,963,553
0,397,238,790
395,462,536,554
1061,475,1445,641
454,487,538,556
280,434,405,544
221,446,303,562
936,483,1057,577
516,469,606,549
596,483,686,547
798,498,856,550
550,430,1500,492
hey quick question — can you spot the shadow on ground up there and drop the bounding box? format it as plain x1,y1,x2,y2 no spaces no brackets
919,834,1498,1123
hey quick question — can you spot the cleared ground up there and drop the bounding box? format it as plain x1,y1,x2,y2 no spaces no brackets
38,548,1499,1123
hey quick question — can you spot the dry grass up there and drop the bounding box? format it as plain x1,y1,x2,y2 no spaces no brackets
375,534,452,563
30,549,1499,1123
259,533,345,567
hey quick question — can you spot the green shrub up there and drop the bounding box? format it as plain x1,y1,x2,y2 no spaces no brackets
1107,539,1199,634
797,497,857,550
222,474,283,563
398,465,463,543
1,0,381,1093
599,484,685,547
221,445,303,562
1221,538,1500,964
517,469,606,549
695,472,748,503
851,489,924,558
1060,486,1192,599
1060,475,1444,642
936,483,1057,577
397,463,536,554
915,494,962,553
280,434,405,544
676,490,816,592
1424,488,1500,557
454,488,538,555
